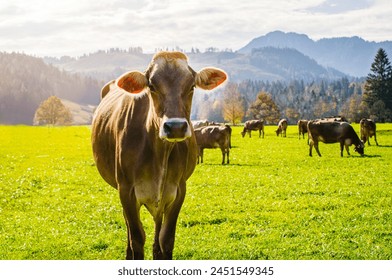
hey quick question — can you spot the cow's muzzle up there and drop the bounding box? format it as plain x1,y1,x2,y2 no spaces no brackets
160,118,191,142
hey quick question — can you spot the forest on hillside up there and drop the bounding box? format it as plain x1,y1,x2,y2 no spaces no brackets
1,46,390,125
0,51,370,125
191,77,365,124
0,52,102,124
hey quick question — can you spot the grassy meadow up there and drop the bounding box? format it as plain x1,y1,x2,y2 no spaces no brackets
0,124,391,260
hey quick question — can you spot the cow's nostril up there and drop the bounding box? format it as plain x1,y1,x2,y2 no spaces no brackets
181,122,188,133
163,122,172,134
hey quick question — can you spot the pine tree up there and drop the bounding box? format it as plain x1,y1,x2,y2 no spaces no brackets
364,48,392,113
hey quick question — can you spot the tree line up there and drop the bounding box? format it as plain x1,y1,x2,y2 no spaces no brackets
2,48,391,126
193,48,392,124
0,52,101,124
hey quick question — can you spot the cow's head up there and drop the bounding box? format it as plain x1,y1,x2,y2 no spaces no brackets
116,51,227,142
354,141,365,156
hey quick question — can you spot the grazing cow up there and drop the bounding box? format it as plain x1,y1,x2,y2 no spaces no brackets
241,120,264,138
194,125,231,164
91,51,227,260
297,119,308,139
360,118,378,146
192,119,209,129
276,119,288,137
307,120,364,157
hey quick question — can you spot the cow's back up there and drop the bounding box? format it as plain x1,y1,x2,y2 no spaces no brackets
308,121,359,142
247,120,263,130
196,126,229,147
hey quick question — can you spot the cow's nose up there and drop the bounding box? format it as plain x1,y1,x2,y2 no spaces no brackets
161,119,191,142
164,121,187,134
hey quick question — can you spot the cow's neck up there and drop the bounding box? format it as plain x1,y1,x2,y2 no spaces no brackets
147,102,177,208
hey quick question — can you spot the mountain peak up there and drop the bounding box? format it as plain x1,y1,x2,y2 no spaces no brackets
238,30,314,54
238,31,392,77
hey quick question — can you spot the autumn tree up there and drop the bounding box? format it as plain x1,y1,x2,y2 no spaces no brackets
285,107,300,124
34,96,73,125
221,83,245,125
340,93,368,122
248,91,280,124
363,48,392,121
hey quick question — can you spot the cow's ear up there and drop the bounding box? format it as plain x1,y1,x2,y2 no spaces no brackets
101,80,115,99
195,68,227,90
117,71,148,95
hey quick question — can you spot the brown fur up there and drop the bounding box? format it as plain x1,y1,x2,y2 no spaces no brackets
194,125,231,164
276,119,288,137
360,118,378,146
297,119,308,139
241,120,264,138
91,51,227,260
307,120,364,157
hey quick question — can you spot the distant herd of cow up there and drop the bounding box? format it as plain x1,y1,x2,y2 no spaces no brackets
191,116,378,162
90,51,379,260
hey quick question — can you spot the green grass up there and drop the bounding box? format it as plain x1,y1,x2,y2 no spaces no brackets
0,124,391,260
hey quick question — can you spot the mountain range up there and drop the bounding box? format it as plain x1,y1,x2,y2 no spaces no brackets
45,31,392,82
2,31,392,124
238,31,392,77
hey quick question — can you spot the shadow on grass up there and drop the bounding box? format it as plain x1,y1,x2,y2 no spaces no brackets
376,145,392,148
199,163,259,167
361,154,382,158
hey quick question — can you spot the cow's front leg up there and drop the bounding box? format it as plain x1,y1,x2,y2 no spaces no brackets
158,183,186,260
153,215,164,259
119,187,145,260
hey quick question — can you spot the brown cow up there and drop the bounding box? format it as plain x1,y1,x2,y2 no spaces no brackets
276,119,288,137
194,125,231,164
307,120,364,157
91,51,227,260
297,119,308,139
192,119,209,129
360,118,378,146
241,120,264,138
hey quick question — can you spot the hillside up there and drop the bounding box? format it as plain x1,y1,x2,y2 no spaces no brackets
238,31,392,77
0,52,101,124
60,99,96,125
2,31,390,124
45,47,346,83
44,31,392,81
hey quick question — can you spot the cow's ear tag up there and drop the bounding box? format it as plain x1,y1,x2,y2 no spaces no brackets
196,68,227,90
117,71,148,95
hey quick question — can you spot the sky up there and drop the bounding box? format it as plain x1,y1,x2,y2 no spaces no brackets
0,0,390,57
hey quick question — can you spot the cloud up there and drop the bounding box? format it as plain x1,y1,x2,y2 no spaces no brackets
0,0,390,57
306,0,374,14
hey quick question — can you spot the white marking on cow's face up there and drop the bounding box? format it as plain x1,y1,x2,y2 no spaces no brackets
159,117,192,142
